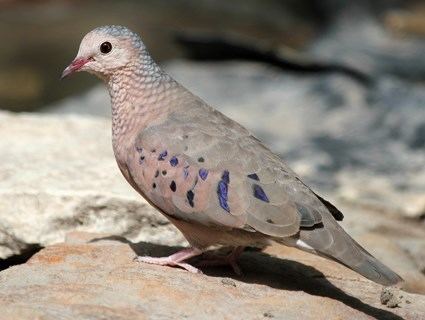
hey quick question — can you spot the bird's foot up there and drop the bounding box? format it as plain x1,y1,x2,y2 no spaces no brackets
134,247,203,274
196,246,245,275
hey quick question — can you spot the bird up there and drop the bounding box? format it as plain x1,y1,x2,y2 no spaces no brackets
62,25,402,286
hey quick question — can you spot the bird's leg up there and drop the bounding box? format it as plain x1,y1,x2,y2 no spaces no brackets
135,247,203,273
196,246,245,275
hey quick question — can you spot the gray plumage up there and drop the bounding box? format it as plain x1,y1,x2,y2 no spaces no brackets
63,25,402,286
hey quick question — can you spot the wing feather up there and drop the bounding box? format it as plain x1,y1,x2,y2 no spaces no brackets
125,106,335,239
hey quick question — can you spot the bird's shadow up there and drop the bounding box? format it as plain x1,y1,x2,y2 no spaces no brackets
91,236,403,320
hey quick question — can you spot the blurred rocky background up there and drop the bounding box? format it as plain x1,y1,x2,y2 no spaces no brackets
0,0,424,318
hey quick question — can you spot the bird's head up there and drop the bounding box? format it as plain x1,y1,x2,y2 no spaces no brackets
62,25,146,80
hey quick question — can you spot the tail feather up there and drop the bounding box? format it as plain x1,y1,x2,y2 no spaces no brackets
296,216,403,286
320,240,403,286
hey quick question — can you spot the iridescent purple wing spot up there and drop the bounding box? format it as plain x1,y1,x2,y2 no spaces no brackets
221,170,230,184
183,166,190,179
169,156,178,167
253,184,269,203
158,150,168,160
199,168,209,180
217,170,230,213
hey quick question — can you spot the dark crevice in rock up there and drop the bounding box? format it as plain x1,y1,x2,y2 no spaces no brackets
175,33,372,84
0,244,43,271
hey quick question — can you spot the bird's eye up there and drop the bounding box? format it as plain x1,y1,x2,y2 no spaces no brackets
100,41,112,54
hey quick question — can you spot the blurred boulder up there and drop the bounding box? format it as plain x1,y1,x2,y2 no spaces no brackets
309,10,425,81
0,111,186,261
0,231,424,320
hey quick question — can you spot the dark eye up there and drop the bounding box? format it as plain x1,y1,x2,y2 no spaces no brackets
100,41,112,54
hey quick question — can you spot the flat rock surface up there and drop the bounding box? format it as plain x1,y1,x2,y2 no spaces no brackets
0,232,424,320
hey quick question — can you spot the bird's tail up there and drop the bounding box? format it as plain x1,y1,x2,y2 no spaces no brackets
289,217,403,286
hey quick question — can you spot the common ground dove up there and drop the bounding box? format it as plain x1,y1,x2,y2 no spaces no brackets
62,26,402,285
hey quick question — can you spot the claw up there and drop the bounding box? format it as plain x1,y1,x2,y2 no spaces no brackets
134,247,203,273
196,246,245,275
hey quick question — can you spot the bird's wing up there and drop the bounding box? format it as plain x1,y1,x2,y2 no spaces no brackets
125,101,330,238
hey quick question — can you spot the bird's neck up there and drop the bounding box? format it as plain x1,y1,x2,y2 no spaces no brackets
106,58,180,154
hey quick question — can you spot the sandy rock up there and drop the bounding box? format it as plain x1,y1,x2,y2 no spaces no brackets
0,111,185,259
0,231,424,320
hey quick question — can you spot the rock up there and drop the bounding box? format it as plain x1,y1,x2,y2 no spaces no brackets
0,231,424,320
381,287,403,308
0,111,186,260
309,5,425,81
385,8,425,37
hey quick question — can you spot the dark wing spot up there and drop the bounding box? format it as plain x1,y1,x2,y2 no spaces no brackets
187,190,195,207
266,218,275,224
183,166,189,179
247,173,259,181
135,146,143,153
193,175,199,188
253,184,269,203
162,170,167,176
295,176,344,221
139,156,145,164
151,148,156,153
198,168,209,180
300,222,324,230
198,157,205,163
170,181,176,192
158,150,168,160
217,181,230,212
221,170,230,184
169,156,178,167
314,193,344,221
152,183,156,189
217,170,230,213
154,170,159,178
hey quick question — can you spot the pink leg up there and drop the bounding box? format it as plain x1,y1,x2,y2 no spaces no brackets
135,247,203,273
196,246,245,275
